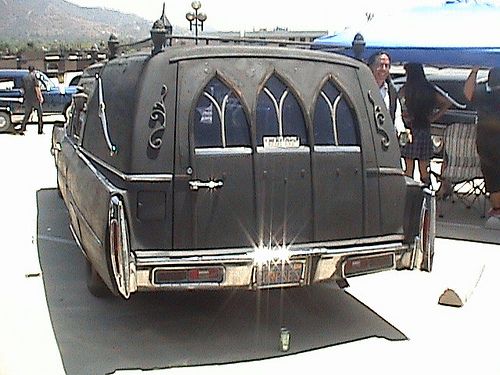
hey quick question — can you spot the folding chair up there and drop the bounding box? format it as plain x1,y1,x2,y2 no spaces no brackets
435,122,488,217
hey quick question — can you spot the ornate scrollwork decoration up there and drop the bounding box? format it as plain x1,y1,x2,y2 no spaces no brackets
367,90,390,150
97,75,118,156
148,85,168,150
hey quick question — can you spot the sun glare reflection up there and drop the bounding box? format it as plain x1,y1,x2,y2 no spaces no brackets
253,243,291,265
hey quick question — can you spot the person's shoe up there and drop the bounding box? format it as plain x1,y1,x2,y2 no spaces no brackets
18,131,25,136
488,207,500,218
436,183,453,201
38,131,44,135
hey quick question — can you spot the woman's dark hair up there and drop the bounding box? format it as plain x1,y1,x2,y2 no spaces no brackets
403,63,436,128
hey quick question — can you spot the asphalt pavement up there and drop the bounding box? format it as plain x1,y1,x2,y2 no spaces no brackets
36,188,405,374
1,124,499,375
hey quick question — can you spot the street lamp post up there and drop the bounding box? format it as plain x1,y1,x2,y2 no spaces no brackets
186,1,207,45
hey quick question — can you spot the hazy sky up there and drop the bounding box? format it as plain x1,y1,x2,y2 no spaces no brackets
66,0,449,33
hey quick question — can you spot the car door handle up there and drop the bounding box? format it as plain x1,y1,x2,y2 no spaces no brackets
189,179,224,191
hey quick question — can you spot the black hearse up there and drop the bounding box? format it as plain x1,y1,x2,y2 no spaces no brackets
52,35,435,298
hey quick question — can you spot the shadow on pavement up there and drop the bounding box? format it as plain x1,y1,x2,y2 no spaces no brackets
36,188,407,375
436,193,499,245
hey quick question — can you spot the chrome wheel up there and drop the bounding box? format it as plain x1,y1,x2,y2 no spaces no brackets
0,112,12,133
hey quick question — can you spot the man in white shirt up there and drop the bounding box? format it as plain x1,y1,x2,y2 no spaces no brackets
367,51,406,136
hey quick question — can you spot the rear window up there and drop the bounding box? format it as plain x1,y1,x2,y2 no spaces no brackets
194,77,251,148
256,74,308,146
313,80,360,146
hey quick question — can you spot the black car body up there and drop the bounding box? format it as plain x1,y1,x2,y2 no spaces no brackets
0,69,77,133
52,44,435,299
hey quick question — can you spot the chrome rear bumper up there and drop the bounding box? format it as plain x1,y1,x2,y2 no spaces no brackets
129,236,431,293
91,190,435,297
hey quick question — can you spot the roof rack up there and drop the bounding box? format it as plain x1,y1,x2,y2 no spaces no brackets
106,5,351,59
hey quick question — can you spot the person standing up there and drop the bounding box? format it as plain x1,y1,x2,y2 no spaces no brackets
399,63,451,185
19,65,44,135
367,52,402,122
464,66,500,218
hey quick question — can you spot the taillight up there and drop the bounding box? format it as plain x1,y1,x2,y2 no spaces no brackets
418,188,435,272
343,253,394,277
154,267,224,285
110,218,121,271
422,209,430,251
109,195,134,298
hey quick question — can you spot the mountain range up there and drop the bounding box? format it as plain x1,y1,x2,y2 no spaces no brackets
0,0,159,43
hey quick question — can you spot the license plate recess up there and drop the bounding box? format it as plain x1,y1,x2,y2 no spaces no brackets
256,260,304,288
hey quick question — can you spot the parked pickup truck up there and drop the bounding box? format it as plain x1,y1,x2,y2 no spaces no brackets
51,41,435,299
0,69,77,133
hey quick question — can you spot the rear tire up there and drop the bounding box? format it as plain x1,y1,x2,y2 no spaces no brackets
0,112,12,133
86,258,112,298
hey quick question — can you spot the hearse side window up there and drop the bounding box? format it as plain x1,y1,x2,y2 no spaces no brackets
194,77,251,148
256,75,307,146
313,80,360,146
67,98,86,142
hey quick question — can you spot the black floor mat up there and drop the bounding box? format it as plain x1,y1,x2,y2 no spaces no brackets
37,188,406,375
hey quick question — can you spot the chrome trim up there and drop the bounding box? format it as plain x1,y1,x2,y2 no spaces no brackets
203,91,230,147
70,199,102,247
75,149,124,192
69,222,85,255
313,145,361,153
134,241,406,267
148,85,168,150
0,97,23,103
134,234,406,259
263,86,288,137
256,145,310,154
433,84,467,109
366,167,405,176
378,167,405,176
367,90,390,149
320,90,343,145
131,239,420,292
189,179,224,190
419,188,436,272
109,195,136,298
195,147,253,155
97,76,117,155
79,148,173,182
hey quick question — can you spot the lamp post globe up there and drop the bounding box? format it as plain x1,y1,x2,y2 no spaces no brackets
186,1,207,45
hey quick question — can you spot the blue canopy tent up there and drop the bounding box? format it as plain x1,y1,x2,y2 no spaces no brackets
312,1,500,67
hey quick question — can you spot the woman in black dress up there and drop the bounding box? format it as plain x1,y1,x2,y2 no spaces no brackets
400,63,451,185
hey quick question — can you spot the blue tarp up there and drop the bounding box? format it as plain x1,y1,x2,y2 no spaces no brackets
312,2,500,67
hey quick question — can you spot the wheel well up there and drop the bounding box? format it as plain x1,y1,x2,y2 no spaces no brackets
0,110,13,132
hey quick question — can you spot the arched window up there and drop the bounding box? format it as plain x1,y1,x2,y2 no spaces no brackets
256,75,307,147
194,77,250,148
313,80,360,146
